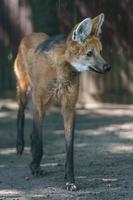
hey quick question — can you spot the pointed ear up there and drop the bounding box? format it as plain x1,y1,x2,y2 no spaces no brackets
72,18,92,44
92,13,105,36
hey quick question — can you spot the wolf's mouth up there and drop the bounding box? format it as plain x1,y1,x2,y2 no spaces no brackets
89,65,111,74
89,66,103,74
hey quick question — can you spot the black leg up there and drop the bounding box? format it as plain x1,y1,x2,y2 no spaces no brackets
16,99,26,155
30,113,44,176
62,108,77,191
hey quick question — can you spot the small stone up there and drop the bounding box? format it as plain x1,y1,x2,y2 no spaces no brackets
25,176,31,180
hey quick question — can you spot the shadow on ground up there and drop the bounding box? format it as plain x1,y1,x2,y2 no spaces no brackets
0,100,133,199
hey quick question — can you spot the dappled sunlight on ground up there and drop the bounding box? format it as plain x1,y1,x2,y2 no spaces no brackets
0,189,22,196
0,165,5,168
0,147,30,155
0,147,17,155
78,103,133,116
75,122,133,139
0,99,18,110
108,144,133,154
1,100,133,199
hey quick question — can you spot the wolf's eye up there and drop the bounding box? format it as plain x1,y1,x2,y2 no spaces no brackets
87,51,93,57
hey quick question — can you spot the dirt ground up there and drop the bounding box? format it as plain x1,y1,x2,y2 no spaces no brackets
1,99,133,200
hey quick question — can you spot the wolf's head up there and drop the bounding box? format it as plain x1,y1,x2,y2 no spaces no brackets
66,13,111,73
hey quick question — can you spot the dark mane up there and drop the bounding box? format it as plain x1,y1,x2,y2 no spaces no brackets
35,34,67,53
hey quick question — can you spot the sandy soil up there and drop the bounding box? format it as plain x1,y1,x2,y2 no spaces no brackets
1,99,133,199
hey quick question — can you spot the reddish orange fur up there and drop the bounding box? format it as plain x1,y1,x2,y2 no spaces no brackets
14,33,80,116
14,15,105,115
14,14,110,190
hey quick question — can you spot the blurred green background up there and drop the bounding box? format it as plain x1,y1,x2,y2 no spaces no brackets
0,0,132,105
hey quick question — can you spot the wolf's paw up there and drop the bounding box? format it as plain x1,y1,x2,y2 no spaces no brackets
30,164,44,177
66,182,77,191
16,142,24,155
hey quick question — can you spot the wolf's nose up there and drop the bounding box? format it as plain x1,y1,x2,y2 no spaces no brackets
103,64,111,72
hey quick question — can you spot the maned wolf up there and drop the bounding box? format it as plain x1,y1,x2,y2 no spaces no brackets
14,13,111,191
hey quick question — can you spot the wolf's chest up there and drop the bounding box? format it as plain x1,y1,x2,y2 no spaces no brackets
51,79,71,101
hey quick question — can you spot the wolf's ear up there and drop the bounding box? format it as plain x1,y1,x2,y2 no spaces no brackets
72,18,92,43
92,13,104,36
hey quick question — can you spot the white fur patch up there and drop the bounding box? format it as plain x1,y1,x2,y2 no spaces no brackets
72,18,92,43
97,13,105,35
71,61,91,72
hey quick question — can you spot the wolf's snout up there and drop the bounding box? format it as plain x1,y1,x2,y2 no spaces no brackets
103,64,111,72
